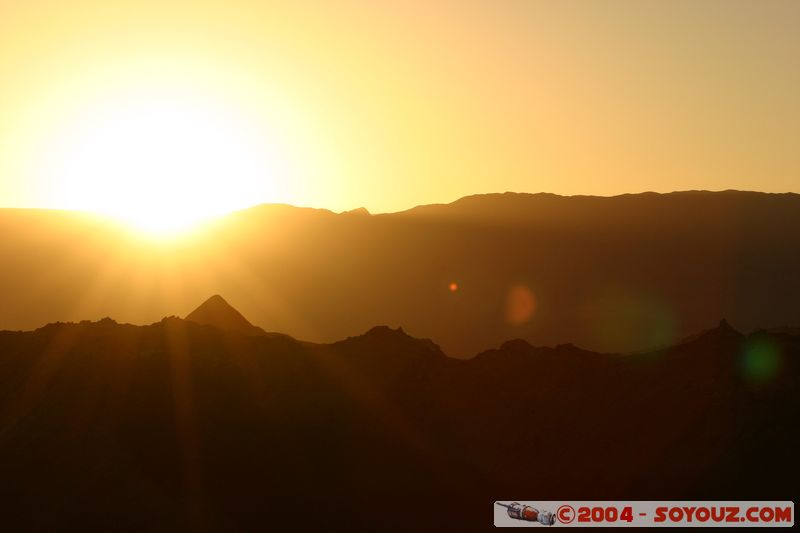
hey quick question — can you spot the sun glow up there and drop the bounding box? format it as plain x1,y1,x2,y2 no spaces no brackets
38,84,295,236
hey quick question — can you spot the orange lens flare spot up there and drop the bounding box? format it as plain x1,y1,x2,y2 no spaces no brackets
506,284,536,325
448,282,459,292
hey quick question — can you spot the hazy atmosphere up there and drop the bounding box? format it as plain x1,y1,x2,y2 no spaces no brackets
1,0,798,226
0,1,797,530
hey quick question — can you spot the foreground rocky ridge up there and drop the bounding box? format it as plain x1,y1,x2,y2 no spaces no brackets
0,314,797,530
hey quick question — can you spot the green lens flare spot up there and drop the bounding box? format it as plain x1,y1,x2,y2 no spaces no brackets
740,339,781,385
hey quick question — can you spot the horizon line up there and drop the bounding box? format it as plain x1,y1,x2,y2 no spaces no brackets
1,187,798,221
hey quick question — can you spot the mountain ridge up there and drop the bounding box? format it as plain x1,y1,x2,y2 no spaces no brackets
9,307,790,362
1,189,799,355
0,308,796,530
6,188,797,220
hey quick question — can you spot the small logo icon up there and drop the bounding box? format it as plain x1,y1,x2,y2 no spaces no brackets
557,504,576,524
496,502,556,526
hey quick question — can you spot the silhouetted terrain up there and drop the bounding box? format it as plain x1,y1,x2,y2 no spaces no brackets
185,294,267,336
0,297,797,530
1,191,799,356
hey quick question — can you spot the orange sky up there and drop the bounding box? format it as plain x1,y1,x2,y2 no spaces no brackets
0,0,798,218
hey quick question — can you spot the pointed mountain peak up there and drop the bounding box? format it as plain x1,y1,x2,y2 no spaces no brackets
711,318,741,337
680,318,743,345
717,318,734,330
185,295,265,336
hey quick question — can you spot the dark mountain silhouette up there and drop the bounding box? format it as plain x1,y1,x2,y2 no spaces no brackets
1,190,799,356
0,308,797,530
185,294,266,336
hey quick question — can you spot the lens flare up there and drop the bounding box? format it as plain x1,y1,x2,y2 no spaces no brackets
506,284,536,326
741,338,781,386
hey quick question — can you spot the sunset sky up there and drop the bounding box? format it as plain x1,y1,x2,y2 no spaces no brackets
0,0,797,226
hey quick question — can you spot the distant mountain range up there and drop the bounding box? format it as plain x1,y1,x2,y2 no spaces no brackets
1,190,799,356
0,298,797,530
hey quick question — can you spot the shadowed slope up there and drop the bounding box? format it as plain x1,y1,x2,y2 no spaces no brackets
0,317,796,530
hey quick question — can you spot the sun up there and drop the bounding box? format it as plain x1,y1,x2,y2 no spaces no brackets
39,86,290,236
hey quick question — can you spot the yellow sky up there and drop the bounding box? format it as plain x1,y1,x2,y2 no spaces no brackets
0,0,798,217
